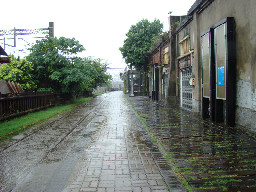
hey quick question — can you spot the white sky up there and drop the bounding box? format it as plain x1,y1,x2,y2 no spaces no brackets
1,0,195,68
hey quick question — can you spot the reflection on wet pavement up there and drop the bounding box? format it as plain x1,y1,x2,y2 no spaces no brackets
0,92,184,192
63,92,183,192
0,95,103,192
128,96,256,191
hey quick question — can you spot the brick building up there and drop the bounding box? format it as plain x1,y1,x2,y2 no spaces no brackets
149,33,170,100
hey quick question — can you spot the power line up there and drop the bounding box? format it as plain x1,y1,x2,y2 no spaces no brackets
0,22,54,57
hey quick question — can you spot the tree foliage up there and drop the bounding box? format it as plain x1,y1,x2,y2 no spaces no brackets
26,36,111,98
119,19,163,71
50,57,111,97
0,56,36,90
82,57,111,90
26,36,85,89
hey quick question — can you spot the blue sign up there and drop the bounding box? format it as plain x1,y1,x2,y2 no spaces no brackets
218,66,225,85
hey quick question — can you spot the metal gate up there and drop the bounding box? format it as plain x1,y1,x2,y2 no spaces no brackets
181,67,192,110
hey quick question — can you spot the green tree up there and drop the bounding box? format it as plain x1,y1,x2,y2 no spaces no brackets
27,36,111,99
26,36,85,96
0,56,36,91
119,19,163,71
50,57,111,97
82,57,112,91
50,57,88,97
26,36,85,89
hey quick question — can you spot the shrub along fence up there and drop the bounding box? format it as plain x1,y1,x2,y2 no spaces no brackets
0,92,57,121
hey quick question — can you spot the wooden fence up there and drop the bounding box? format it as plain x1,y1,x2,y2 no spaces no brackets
0,92,57,121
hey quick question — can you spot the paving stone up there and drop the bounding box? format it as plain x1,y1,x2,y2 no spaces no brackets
79,188,97,192
141,186,151,192
2,92,184,192
127,94,256,191
115,186,133,191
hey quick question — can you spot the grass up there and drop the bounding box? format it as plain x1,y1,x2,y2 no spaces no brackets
0,95,95,141
73,96,93,104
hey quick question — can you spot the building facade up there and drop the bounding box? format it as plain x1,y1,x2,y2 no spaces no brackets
149,33,170,100
167,0,256,130
107,68,124,91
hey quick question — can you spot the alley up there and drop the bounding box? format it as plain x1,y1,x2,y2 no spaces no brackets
0,92,184,192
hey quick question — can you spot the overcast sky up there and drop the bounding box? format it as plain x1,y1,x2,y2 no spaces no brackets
1,0,195,68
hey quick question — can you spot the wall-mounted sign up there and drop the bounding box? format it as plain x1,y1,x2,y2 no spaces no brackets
202,32,210,98
215,23,226,100
218,66,225,85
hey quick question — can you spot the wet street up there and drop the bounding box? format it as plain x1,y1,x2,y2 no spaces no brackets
128,96,256,191
0,91,184,192
1,91,256,192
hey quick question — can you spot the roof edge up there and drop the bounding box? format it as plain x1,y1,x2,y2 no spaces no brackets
0,46,8,56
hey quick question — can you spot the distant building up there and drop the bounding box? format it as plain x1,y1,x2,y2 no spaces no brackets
121,67,144,96
107,68,124,91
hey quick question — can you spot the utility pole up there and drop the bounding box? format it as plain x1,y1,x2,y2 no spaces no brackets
14,27,16,47
49,22,54,37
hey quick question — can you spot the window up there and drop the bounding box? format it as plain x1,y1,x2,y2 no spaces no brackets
179,35,190,57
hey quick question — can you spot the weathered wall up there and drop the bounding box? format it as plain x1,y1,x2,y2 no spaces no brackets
153,51,160,65
151,37,170,100
191,13,201,112
175,19,201,112
195,0,256,129
161,42,170,99
171,0,256,129
197,0,256,86
178,0,256,129
168,32,177,97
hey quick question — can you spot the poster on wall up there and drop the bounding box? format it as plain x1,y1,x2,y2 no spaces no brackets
202,32,210,98
218,66,225,86
215,23,226,100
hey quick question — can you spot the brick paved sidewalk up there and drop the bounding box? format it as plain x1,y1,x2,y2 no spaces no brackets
63,92,185,192
127,95,256,191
